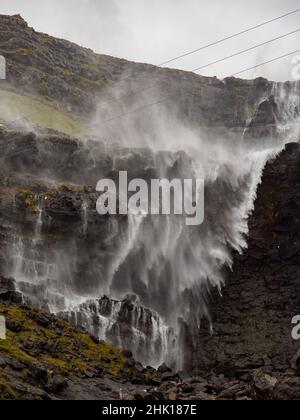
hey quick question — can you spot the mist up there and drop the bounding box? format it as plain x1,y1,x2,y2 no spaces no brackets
1,4,300,369
7,72,299,367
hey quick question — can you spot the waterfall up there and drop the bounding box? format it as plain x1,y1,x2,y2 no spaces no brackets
104,212,146,295
81,200,88,235
5,80,300,369
272,80,300,142
64,295,175,368
35,195,43,237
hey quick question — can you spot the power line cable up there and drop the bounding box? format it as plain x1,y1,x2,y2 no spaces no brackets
96,49,300,125
96,95,173,125
159,8,300,66
93,9,300,125
97,28,300,111
192,28,300,72
231,49,300,76
98,8,300,107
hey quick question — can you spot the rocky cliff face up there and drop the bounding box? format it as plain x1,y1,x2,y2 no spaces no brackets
188,142,300,374
0,14,300,400
1,124,298,376
0,125,187,367
1,142,300,400
0,292,177,400
1,13,297,135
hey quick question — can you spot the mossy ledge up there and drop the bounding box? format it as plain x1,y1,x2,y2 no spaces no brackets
0,301,159,400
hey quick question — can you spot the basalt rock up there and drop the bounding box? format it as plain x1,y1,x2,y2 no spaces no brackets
1,14,300,400
0,290,23,304
188,142,300,375
291,350,300,374
63,295,175,368
0,276,16,293
0,301,170,400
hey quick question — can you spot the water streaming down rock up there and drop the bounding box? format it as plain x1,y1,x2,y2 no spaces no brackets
272,80,300,142
10,236,66,311
64,295,175,367
81,200,88,236
35,195,43,237
105,213,146,292
3,80,300,369
93,82,300,367
63,146,282,368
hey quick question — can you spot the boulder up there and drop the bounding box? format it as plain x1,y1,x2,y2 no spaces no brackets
0,291,23,304
158,363,172,374
0,277,16,293
273,377,300,400
251,369,278,400
48,375,68,393
291,350,300,374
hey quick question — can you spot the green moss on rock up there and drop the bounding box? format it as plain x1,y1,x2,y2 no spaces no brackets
0,303,129,383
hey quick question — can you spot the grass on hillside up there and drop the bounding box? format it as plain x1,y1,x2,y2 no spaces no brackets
0,302,129,398
0,89,86,137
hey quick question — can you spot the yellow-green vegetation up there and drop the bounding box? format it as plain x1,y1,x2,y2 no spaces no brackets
76,75,105,89
0,303,128,382
0,368,17,399
44,184,84,198
18,188,37,213
82,63,94,71
263,194,277,223
0,88,86,137
234,86,241,95
233,87,255,120
55,67,71,77
18,48,30,56
244,103,254,119
39,79,49,96
265,202,275,222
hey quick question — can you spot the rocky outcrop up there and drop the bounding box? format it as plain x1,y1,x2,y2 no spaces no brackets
2,284,300,400
62,295,175,368
0,289,170,400
1,106,300,384
189,142,300,376
0,14,129,116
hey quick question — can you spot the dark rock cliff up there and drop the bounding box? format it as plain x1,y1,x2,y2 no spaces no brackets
0,14,300,400
1,141,300,400
189,142,300,374
1,129,299,378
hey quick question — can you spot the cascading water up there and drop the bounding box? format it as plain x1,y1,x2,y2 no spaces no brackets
35,195,43,237
5,79,300,369
272,80,300,142
64,295,175,367
81,200,88,236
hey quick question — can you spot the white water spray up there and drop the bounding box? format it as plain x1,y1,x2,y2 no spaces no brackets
7,79,300,368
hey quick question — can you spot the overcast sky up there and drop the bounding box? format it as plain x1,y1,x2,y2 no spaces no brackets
1,0,300,81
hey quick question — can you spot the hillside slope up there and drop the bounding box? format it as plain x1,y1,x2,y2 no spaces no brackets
0,14,300,401
0,13,285,137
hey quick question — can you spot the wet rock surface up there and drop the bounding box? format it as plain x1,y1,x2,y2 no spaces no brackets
1,142,300,399
2,14,297,138
187,143,300,384
1,14,300,400
62,295,175,368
